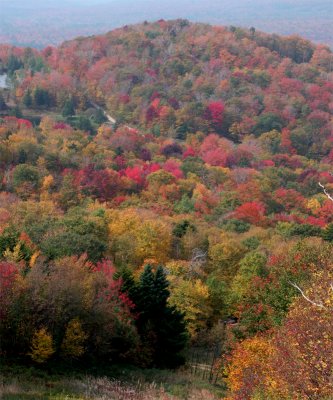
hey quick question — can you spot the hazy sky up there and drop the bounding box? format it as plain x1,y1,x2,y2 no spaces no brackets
0,0,332,48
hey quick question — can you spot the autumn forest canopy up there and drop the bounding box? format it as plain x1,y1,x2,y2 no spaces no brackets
1,19,333,399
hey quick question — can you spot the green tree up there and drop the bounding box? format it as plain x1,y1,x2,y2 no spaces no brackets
0,93,7,111
23,89,33,108
40,211,108,262
75,115,93,133
322,223,333,241
33,87,52,108
174,194,195,214
134,265,188,368
62,97,75,117
93,108,106,124
12,164,40,199
9,105,23,118
7,55,23,75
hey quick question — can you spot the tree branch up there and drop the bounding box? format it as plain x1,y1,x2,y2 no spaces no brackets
319,182,333,203
289,281,328,310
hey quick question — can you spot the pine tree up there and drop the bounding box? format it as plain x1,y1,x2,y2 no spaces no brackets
9,105,23,118
0,93,7,111
33,87,51,107
23,89,32,108
154,265,169,306
322,223,333,241
93,108,106,124
62,97,75,117
118,267,139,301
134,265,188,368
7,55,23,75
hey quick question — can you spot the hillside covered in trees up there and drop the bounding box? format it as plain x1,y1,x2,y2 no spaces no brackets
1,20,333,399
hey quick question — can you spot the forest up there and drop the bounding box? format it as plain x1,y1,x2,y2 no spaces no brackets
1,19,333,399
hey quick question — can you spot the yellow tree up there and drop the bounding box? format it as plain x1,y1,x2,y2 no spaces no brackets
29,328,55,364
224,336,283,400
168,277,212,337
135,219,172,264
209,233,246,284
108,208,172,266
269,267,333,399
61,318,88,360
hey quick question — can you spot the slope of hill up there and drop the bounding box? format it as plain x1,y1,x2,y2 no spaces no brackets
1,21,333,399
8,19,333,157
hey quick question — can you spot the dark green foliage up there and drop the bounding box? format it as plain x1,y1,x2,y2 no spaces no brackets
0,227,19,258
70,115,94,134
223,219,250,233
0,227,33,263
92,108,107,124
172,220,195,238
174,195,195,214
206,274,229,322
58,174,81,210
214,193,241,216
277,223,322,238
242,236,260,250
62,97,75,117
12,164,40,189
40,230,106,262
0,93,7,111
33,87,52,107
7,55,23,75
290,127,314,156
9,106,23,118
322,223,333,242
253,112,285,136
22,89,33,108
181,157,206,178
145,31,161,39
26,56,46,73
39,211,108,262
131,265,188,368
117,267,138,300
290,223,322,237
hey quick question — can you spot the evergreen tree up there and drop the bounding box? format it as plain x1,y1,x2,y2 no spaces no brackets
75,115,93,133
33,87,51,108
23,89,32,108
322,223,333,241
9,105,23,118
7,55,23,76
117,267,138,301
133,265,188,368
0,93,7,111
62,97,75,117
93,108,106,124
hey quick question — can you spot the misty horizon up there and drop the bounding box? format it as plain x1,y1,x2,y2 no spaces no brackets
0,0,332,48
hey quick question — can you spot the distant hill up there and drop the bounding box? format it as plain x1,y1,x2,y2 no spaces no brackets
3,19,332,155
0,0,332,48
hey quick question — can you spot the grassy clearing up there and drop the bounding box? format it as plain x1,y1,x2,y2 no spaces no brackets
0,365,225,400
